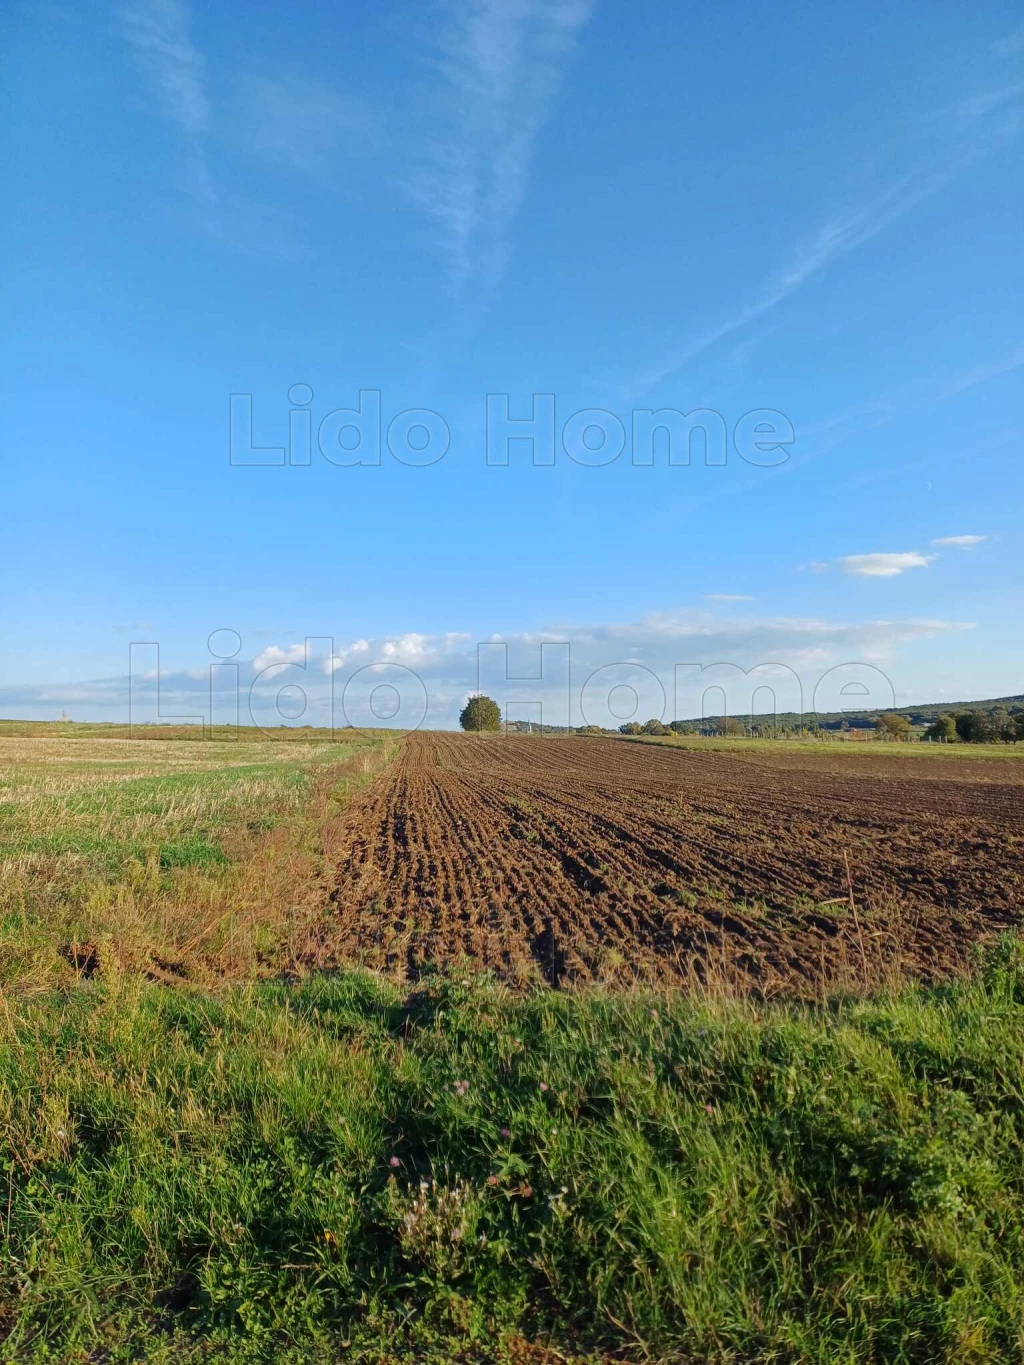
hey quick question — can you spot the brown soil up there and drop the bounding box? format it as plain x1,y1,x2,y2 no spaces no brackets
311,733,1024,994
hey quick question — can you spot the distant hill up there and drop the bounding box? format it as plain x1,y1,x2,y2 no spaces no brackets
731,698,1024,731
853,694,1024,723
700,693,1024,732
502,692,1024,735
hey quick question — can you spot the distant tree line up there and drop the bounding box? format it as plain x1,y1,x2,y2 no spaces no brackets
472,696,1024,743
606,707,1024,744
616,717,753,738
921,708,1024,744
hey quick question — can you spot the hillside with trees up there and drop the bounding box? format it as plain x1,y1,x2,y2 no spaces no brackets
503,692,1024,742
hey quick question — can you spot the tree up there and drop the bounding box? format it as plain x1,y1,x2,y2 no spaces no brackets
877,712,912,741
459,695,501,732
618,722,643,735
990,708,1017,743
955,710,993,743
641,718,671,735
924,715,957,742
669,720,697,735
718,716,746,737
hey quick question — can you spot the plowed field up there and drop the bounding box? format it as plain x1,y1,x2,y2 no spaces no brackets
315,733,1024,993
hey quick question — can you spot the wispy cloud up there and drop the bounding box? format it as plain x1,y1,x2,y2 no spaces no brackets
118,0,215,204
840,552,935,578
117,5,324,255
232,73,379,182
626,83,1022,397
994,27,1024,58
932,534,987,548
625,175,948,396
705,594,754,602
932,345,1024,400
407,0,593,302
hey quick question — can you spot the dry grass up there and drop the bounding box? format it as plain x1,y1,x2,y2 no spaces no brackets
0,731,398,992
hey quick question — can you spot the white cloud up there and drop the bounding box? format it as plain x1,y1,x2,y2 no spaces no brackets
251,643,309,677
408,0,593,301
705,594,754,602
840,552,935,578
932,534,987,548
257,614,970,695
327,633,473,674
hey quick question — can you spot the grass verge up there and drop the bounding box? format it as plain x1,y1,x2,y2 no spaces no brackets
3,943,1024,1362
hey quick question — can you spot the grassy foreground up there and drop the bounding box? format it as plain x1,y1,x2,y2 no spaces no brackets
3,948,1024,1362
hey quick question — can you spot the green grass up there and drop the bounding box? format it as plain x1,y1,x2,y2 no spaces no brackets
617,731,1024,761
3,946,1024,1362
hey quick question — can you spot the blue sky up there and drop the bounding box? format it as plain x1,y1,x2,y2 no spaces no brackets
3,0,1022,727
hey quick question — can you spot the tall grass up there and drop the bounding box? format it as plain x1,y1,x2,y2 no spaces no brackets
2,947,1024,1361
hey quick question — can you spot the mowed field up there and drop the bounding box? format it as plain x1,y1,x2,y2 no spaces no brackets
319,732,1024,992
